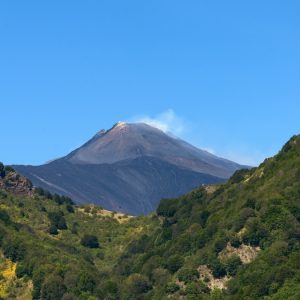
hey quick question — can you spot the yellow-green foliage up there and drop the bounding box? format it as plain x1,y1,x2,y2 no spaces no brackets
113,135,300,299
0,183,158,299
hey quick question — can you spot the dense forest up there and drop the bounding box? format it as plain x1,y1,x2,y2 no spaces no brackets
0,135,300,299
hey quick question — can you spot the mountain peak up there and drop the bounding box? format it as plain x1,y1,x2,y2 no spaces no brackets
113,121,127,129
63,121,243,178
13,121,245,215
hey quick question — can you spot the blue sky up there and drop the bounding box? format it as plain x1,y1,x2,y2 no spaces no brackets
0,1,299,166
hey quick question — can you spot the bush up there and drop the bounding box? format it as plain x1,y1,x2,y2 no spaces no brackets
101,280,119,296
49,225,58,235
125,273,151,297
199,210,210,227
57,217,67,230
242,219,269,246
157,199,177,217
66,204,74,213
225,255,242,276
80,235,99,248
214,236,228,253
47,211,67,230
185,282,208,297
4,166,15,173
3,238,26,262
165,255,184,273
230,236,242,248
165,282,180,294
177,268,199,283
210,260,226,278
127,234,148,254
0,209,11,225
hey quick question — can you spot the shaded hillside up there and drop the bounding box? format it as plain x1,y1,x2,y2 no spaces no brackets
111,135,300,299
14,158,223,216
14,123,244,215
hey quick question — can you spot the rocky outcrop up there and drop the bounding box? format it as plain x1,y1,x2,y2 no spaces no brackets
0,168,33,196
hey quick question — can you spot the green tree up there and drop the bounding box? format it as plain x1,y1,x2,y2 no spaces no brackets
224,255,242,276
49,225,58,235
165,255,184,273
3,238,26,262
77,271,96,293
177,268,199,283
124,273,151,299
80,235,99,248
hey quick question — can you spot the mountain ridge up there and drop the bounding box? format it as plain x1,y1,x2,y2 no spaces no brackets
14,122,245,215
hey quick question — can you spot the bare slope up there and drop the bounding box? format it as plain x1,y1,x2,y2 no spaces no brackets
14,123,244,215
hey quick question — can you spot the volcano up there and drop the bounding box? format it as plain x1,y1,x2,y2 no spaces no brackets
14,122,245,215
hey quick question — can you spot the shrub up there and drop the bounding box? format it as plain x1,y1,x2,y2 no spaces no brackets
0,209,11,225
3,238,26,262
125,273,151,297
214,236,228,254
229,169,249,184
57,217,67,230
185,282,207,297
199,210,210,227
66,204,74,213
49,225,58,235
151,268,171,286
157,199,177,217
165,255,184,273
165,282,180,294
4,166,15,173
101,280,119,296
127,234,148,254
177,268,199,283
47,211,67,230
242,218,269,246
230,236,242,248
80,235,99,248
210,260,226,278
225,255,242,276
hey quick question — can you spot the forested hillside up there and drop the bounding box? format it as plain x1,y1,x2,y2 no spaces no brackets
0,164,158,299
0,135,300,299
112,135,300,299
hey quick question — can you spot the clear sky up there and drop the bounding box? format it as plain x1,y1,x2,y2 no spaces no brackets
0,1,299,166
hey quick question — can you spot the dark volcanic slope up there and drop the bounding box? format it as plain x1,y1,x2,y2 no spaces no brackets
15,157,224,215
14,122,244,215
